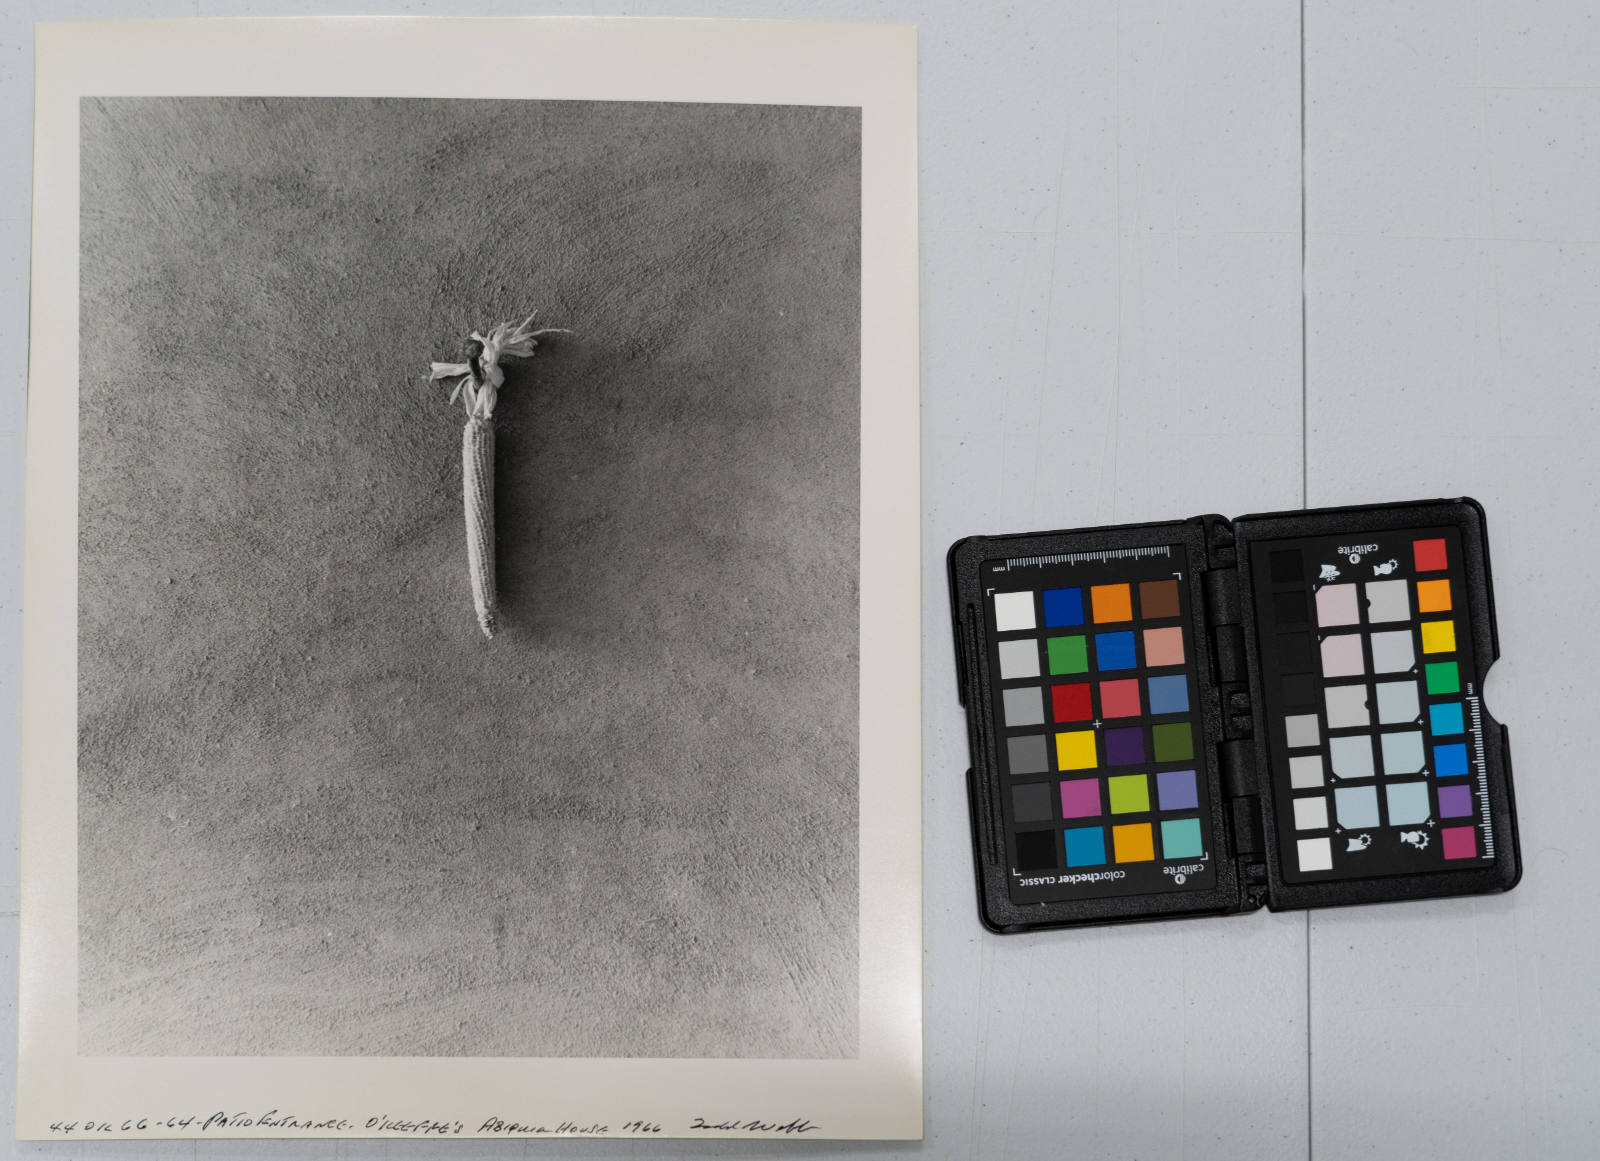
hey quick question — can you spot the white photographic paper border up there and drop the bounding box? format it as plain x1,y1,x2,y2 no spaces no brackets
19,16,920,1141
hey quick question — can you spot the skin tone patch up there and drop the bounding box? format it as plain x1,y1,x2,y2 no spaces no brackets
1142,626,1185,667
1138,579,1181,619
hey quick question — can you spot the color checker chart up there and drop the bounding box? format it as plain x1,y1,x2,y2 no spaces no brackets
1250,526,1496,882
984,549,1216,904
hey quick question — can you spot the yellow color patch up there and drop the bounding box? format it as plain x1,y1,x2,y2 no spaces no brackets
1415,578,1452,613
1056,730,1099,771
1112,822,1155,863
1090,583,1133,623
1420,619,1456,654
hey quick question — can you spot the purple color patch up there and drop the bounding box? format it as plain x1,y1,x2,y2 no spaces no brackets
1104,726,1146,766
1437,784,1473,818
1060,778,1102,819
1157,769,1199,811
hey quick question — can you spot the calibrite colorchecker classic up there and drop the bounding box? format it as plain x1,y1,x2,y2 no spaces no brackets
948,498,1520,933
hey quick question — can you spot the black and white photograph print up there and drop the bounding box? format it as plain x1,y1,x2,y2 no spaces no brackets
76,94,862,1060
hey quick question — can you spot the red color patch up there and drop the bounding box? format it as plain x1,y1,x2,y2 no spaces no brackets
1413,538,1448,572
1052,683,1093,723
1098,678,1142,719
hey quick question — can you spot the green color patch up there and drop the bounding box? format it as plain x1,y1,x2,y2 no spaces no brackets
1047,634,1089,676
1152,721,1194,763
1425,660,1461,695
1106,774,1150,815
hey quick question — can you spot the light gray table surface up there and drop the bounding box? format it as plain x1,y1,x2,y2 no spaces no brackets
2,1,1596,1157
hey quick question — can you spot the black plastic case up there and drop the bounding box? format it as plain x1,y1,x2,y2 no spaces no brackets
948,498,1519,934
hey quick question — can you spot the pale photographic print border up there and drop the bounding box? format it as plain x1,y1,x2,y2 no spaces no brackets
19,17,920,1141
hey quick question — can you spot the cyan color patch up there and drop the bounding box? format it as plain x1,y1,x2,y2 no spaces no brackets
1429,702,1464,736
1062,826,1106,867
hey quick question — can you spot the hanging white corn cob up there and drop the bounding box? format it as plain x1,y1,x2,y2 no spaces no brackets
429,313,565,638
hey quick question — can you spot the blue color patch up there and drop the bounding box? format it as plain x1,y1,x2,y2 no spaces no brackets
1062,826,1106,867
1434,742,1469,778
1042,587,1085,628
1147,674,1189,715
1429,702,1464,736
1095,631,1138,671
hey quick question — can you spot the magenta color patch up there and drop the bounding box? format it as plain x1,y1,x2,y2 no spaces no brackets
1437,783,1473,818
1060,778,1102,819
1442,825,1478,860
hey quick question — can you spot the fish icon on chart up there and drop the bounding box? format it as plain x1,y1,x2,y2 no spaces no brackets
1345,833,1372,852
1319,563,1341,582
1371,558,1399,576
1400,830,1430,850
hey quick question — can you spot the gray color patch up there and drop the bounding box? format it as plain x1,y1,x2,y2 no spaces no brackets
1007,734,1049,775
